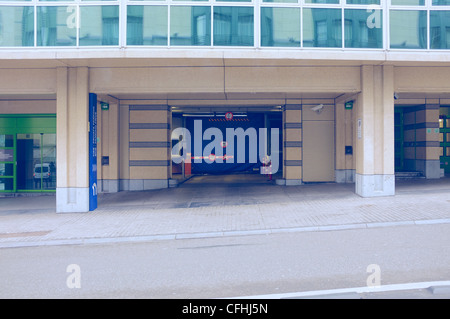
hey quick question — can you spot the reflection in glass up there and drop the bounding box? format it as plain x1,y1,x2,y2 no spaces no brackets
346,0,380,3
0,163,13,177
430,11,450,49
305,0,339,3
433,0,450,4
390,10,427,49
391,0,425,5
0,149,14,162
0,6,34,47
213,6,254,46
303,8,342,48
263,0,298,2
79,5,119,46
0,135,13,148
261,7,300,47
344,9,382,48
37,6,76,46
0,178,13,191
170,6,211,46
127,5,168,45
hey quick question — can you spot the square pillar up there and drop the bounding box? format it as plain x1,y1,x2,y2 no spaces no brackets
283,104,302,185
355,65,395,197
335,101,355,183
416,102,440,179
99,99,120,192
56,67,91,212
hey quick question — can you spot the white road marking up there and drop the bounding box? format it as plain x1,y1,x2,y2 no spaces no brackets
228,281,450,299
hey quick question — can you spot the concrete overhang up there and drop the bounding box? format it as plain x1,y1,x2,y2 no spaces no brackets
0,48,450,69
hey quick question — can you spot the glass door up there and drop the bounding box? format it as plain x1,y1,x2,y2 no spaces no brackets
16,133,56,191
0,134,16,192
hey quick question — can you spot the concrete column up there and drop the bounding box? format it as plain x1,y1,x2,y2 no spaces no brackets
335,101,355,183
127,104,171,190
99,99,120,192
283,104,302,185
416,102,440,179
56,67,90,212
403,107,417,172
119,104,130,191
355,65,395,197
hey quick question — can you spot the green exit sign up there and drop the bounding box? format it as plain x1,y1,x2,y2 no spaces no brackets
100,102,109,110
345,101,353,109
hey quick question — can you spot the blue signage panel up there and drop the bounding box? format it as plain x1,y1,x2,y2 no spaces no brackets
89,93,98,211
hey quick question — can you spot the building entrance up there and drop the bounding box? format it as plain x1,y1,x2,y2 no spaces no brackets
171,110,282,181
0,115,56,193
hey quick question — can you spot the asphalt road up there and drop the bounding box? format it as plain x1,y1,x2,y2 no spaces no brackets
0,223,449,299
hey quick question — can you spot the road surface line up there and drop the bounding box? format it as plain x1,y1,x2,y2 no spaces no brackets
227,281,450,299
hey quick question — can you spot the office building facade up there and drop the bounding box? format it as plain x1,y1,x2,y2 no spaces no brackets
0,0,449,212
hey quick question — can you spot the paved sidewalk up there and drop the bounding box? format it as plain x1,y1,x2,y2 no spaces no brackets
1,175,450,248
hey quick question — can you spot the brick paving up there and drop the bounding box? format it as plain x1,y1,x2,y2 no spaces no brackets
1,175,450,248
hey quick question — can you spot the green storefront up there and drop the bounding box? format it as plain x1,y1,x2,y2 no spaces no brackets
0,115,56,193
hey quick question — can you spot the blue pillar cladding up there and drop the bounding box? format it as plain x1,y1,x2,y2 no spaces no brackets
89,93,98,211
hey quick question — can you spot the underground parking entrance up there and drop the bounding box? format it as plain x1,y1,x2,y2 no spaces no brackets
170,106,283,186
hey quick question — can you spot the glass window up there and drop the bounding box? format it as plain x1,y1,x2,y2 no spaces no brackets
346,0,380,4
430,11,450,49
0,163,14,177
170,6,211,46
37,6,76,46
390,10,427,49
263,0,298,3
305,0,340,3
213,6,254,46
303,8,342,48
0,135,14,148
127,5,167,46
344,9,382,48
391,0,425,5
261,7,300,47
433,0,450,4
0,6,34,47
0,149,13,162
0,178,13,191
79,5,119,46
